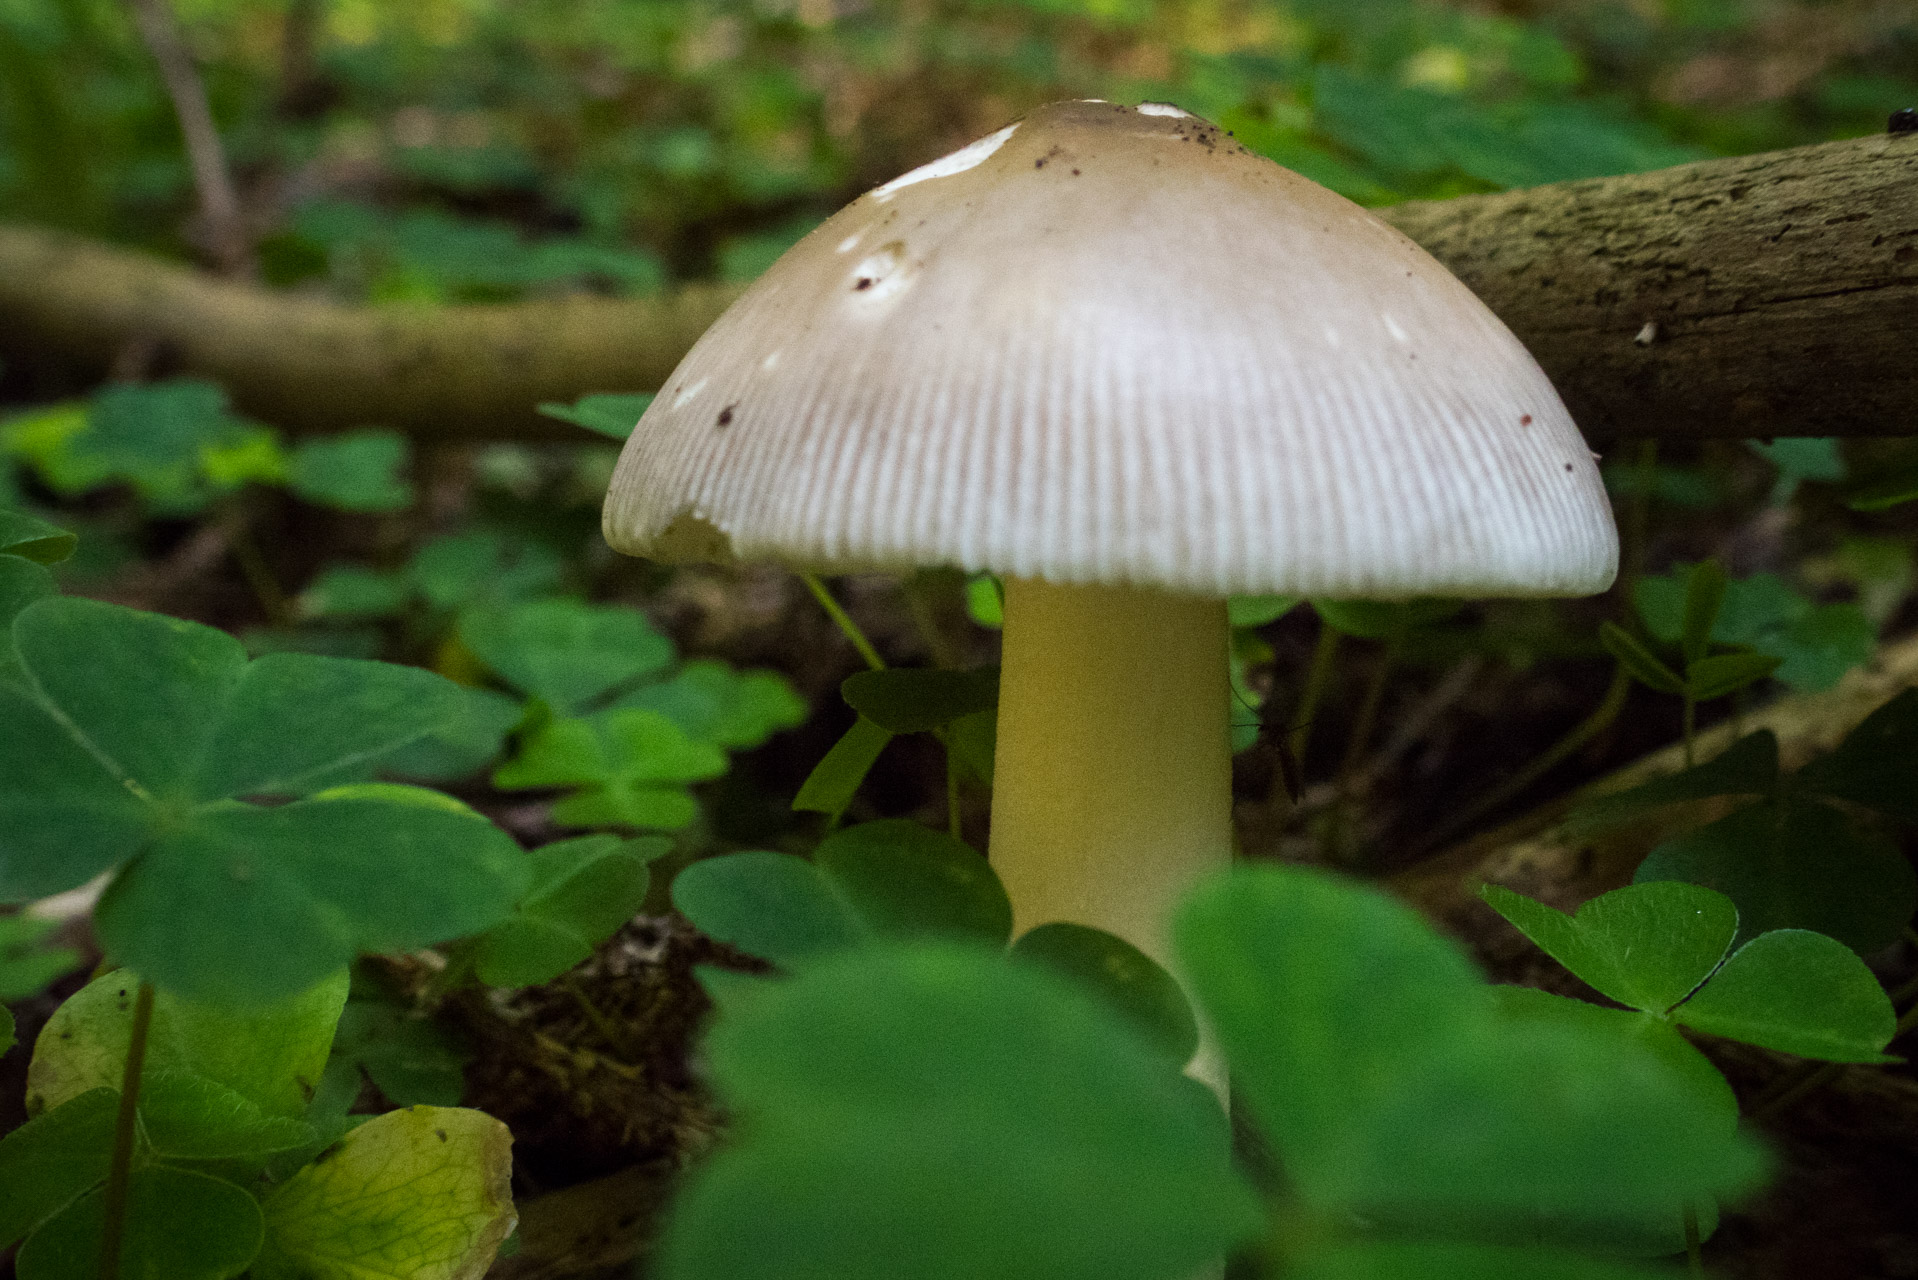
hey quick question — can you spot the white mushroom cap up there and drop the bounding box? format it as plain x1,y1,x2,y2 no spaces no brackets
603,100,1618,598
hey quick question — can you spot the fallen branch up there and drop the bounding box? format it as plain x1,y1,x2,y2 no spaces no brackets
2,131,1915,441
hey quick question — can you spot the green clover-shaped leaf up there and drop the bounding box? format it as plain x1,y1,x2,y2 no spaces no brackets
471,835,669,987
1,598,529,1003
656,943,1260,1280
493,708,726,829
460,598,673,714
1481,882,1737,1014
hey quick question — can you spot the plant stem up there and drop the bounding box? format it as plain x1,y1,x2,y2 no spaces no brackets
1337,640,1396,789
225,505,293,627
903,573,962,669
1682,694,1697,768
946,748,963,841
99,980,156,1280
1290,620,1339,771
1434,663,1630,845
799,572,885,672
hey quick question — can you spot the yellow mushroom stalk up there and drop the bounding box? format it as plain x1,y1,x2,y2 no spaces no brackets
991,578,1232,1086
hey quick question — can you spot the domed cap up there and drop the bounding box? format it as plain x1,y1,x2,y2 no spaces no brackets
603,100,1617,598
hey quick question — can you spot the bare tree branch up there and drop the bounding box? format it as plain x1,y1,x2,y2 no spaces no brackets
2,130,1914,440
124,0,252,275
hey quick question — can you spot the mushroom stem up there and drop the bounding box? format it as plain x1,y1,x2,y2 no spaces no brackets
990,578,1231,1087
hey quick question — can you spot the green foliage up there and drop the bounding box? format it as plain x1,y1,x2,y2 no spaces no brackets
0,914,80,1000
319,989,470,1111
286,430,414,513
1634,563,1875,693
460,598,674,715
253,1106,517,1280
536,393,656,440
1,960,513,1278
0,507,77,564
673,820,1011,965
663,867,1767,1277
841,667,1000,733
657,942,1261,1280
1481,882,1735,1014
468,835,670,987
791,716,894,819
1010,923,1199,1066
1,384,415,518
493,707,727,830
28,969,349,1120
673,820,1199,1056
0,596,529,1003
1484,883,1898,1063
1636,798,1915,954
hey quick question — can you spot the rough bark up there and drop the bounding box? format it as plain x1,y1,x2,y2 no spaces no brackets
2,131,1915,441
1388,129,1918,444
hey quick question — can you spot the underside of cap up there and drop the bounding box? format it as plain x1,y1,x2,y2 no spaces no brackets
604,100,1618,598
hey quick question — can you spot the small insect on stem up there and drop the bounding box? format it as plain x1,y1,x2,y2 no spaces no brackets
1232,687,1310,804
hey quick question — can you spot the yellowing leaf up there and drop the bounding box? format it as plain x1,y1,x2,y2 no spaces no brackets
258,1106,516,1280
28,969,349,1117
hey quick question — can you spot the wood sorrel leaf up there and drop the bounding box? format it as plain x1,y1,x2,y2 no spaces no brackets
27,968,348,1118
1,595,502,949
671,851,864,968
255,1106,516,1280
1636,796,1917,954
1599,622,1685,695
1565,731,1778,838
535,392,654,440
1674,930,1899,1062
655,943,1261,1280
0,914,79,1001
1011,923,1199,1068
791,716,892,817
0,509,76,565
815,820,1010,946
1290,1242,1676,1280
613,658,807,749
1680,559,1728,666
1480,882,1737,1014
1177,867,1766,1234
93,790,526,1004
472,835,668,987
459,598,672,714
15,1166,263,1280
1796,687,1918,823
0,1090,116,1251
1684,651,1780,702
136,1071,317,1160
840,667,999,734
494,708,725,830
286,429,412,512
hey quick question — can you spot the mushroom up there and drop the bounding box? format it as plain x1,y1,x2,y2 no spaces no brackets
602,100,1618,1081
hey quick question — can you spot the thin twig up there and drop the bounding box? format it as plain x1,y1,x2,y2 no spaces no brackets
125,0,252,275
